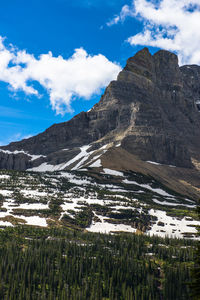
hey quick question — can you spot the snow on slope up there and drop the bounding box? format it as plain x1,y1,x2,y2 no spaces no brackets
27,144,97,172
89,159,102,168
0,169,199,238
27,143,111,172
146,161,176,168
87,213,137,234
148,209,199,239
0,149,45,161
123,179,174,197
103,168,124,177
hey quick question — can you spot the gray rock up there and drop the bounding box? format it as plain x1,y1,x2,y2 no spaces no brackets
1,47,200,170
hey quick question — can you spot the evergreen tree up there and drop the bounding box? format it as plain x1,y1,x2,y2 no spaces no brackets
191,202,200,300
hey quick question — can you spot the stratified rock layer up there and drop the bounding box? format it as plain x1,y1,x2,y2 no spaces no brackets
1,48,200,172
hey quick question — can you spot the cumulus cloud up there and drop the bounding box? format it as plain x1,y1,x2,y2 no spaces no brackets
0,37,121,114
108,0,200,65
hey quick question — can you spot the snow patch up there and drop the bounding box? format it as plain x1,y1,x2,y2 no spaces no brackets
103,168,124,177
21,190,48,198
148,209,200,238
153,198,196,208
0,175,10,179
123,179,173,197
0,190,13,196
141,185,173,197
89,159,102,168
0,149,45,161
27,162,61,172
115,142,121,147
0,221,13,227
18,203,49,210
19,216,48,227
71,145,94,170
30,155,45,161
146,161,176,168
27,145,94,172
87,214,137,234
147,161,162,166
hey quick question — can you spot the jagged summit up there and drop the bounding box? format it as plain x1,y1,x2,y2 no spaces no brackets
1,47,200,199
122,47,181,87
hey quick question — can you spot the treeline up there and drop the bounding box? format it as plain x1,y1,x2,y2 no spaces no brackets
0,226,197,300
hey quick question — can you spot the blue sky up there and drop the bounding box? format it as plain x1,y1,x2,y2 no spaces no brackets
0,0,199,145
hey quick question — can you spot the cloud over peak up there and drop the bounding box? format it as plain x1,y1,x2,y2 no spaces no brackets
108,0,200,65
0,38,121,115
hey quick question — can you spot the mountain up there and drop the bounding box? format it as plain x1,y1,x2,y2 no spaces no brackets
1,47,200,201
0,50,199,300
0,47,200,238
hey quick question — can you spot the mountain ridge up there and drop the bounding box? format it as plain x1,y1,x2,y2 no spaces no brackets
1,47,200,199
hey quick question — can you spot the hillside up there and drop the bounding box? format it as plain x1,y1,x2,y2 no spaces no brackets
0,168,199,238
0,48,200,238
0,48,200,201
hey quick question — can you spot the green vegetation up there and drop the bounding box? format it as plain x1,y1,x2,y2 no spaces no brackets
0,226,197,300
0,169,197,231
0,169,199,299
62,207,93,228
190,203,200,300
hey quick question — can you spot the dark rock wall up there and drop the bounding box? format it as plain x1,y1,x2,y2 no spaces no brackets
1,47,200,170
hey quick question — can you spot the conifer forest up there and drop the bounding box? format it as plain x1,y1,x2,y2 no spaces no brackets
0,225,199,300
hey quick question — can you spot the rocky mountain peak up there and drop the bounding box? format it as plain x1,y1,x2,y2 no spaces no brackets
153,49,178,65
153,49,182,89
124,47,154,80
123,47,181,89
0,47,200,199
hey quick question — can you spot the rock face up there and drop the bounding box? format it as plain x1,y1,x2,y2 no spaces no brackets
1,47,200,171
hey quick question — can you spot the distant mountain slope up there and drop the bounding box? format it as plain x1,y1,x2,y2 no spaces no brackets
0,47,200,199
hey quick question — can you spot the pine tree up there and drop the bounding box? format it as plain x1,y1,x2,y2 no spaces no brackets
190,203,200,299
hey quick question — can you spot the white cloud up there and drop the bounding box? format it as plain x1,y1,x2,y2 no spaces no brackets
109,0,200,65
106,5,134,26
0,37,121,115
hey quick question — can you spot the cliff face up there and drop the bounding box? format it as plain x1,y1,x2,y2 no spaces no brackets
0,47,200,171
116,48,200,167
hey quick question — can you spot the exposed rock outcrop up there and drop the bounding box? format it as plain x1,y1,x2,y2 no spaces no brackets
1,47,200,173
